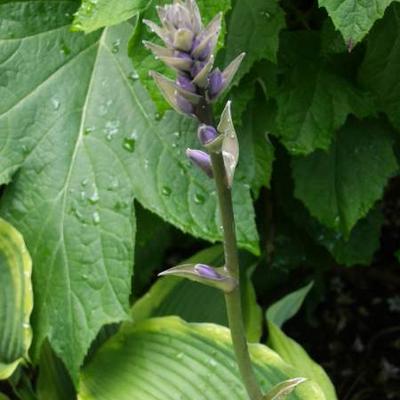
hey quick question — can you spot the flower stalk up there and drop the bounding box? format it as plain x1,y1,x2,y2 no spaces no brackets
144,1,264,398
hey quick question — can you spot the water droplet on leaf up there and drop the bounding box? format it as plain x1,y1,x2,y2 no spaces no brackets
128,71,139,81
92,211,100,225
83,127,94,136
161,186,172,196
194,193,205,204
111,39,121,54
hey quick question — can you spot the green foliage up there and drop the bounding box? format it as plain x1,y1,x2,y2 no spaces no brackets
0,219,33,380
267,285,338,400
79,317,325,399
292,118,397,236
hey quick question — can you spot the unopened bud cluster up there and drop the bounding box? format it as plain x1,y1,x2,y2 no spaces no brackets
144,0,244,117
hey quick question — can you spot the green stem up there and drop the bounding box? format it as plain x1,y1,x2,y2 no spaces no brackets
210,152,263,400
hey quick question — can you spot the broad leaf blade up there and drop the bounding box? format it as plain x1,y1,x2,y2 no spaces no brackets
79,317,326,400
0,218,33,380
292,118,397,236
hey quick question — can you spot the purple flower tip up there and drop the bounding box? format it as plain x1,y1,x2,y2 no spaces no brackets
208,69,224,99
177,74,196,93
194,264,221,279
198,124,218,145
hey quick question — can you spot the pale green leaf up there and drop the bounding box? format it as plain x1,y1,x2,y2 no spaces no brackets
129,0,231,112
72,0,151,33
267,285,337,400
319,0,396,45
0,218,33,380
267,282,313,329
359,3,400,129
224,0,285,83
0,2,258,380
79,317,326,400
292,119,397,236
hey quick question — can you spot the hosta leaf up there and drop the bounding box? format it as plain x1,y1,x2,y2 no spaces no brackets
319,0,395,46
359,3,400,129
0,218,33,380
79,317,325,400
275,34,373,155
292,118,397,236
131,246,263,342
72,0,151,33
129,0,231,112
224,0,285,83
267,285,337,400
0,1,258,380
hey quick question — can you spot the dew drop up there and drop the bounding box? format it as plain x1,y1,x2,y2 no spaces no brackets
173,131,181,138
128,71,139,81
144,159,149,169
104,120,120,140
122,136,136,152
88,189,99,204
111,39,121,54
92,211,100,225
176,352,184,360
60,41,71,56
161,186,172,196
194,193,205,204
83,127,95,136
155,112,162,121
81,178,88,187
21,144,30,155
51,97,61,111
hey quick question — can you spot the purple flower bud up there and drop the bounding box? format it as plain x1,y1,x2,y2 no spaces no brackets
208,69,224,99
176,94,194,115
186,148,213,178
194,264,222,279
191,37,211,61
177,74,196,93
198,124,218,145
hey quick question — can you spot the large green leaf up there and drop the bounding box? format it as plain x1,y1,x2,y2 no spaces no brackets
72,0,151,33
0,1,258,380
0,218,33,380
292,118,397,236
359,3,400,129
129,0,231,112
275,34,373,155
267,285,337,400
79,317,325,400
131,246,263,342
318,0,396,45
224,0,285,83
